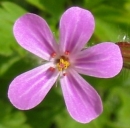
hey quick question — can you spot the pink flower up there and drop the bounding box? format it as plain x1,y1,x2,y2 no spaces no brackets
8,7,123,123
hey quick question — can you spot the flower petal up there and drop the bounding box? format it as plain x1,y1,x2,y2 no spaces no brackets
13,13,58,60
74,42,123,78
60,69,103,123
8,63,59,110
59,7,95,55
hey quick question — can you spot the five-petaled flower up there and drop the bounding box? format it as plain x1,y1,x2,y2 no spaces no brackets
8,7,123,123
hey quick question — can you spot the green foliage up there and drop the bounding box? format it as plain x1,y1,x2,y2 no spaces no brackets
0,0,130,128
26,0,66,16
0,2,27,56
0,101,31,128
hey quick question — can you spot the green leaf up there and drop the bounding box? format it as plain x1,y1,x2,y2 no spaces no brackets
0,54,19,76
94,18,119,42
26,0,66,16
0,2,26,56
26,0,45,10
0,101,31,128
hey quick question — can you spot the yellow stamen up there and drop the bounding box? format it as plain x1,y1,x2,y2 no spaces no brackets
56,58,70,71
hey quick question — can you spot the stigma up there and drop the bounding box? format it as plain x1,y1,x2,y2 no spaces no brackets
56,56,70,71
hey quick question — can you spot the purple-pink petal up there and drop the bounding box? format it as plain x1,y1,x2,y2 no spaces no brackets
13,13,58,60
74,42,123,78
8,63,59,110
59,7,95,55
60,69,103,123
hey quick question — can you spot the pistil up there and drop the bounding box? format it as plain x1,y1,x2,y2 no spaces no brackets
56,56,70,71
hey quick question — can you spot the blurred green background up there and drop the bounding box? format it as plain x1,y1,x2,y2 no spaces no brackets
0,0,130,128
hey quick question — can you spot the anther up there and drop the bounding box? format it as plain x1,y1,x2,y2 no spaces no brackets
63,73,67,76
65,51,70,55
56,58,70,71
51,52,56,58
49,67,55,71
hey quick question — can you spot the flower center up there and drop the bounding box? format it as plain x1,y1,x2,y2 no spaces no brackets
56,56,70,71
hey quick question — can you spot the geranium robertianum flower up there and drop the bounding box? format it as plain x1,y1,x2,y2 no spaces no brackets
8,7,123,123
